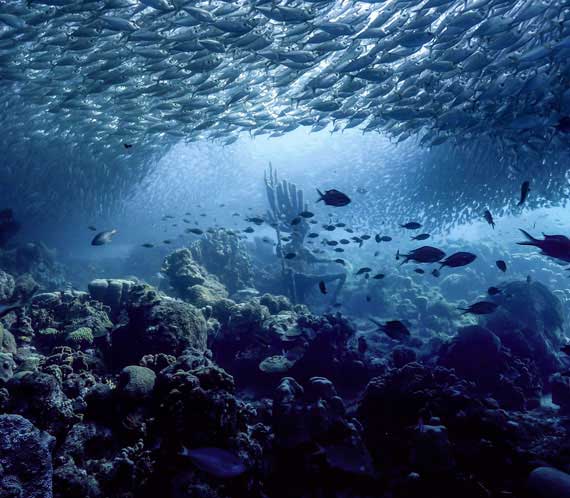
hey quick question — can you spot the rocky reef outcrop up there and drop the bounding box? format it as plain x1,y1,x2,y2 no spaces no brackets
482,281,564,378
189,229,254,294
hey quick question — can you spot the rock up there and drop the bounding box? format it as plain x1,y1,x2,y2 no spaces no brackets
0,323,16,353
189,229,254,294
117,365,156,401
259,293,293,314
0,414,54,498
162,249,228,298
410,424,454,473
65,327,94,349
259,355,295,374
527,467,570,498
482,281,564,378
7,371,75,435
0,269,15,301
392,345,417,368
438,326,502,386
112,295,207,367
0,352,15,383
88,278,134,313
551,373,570,412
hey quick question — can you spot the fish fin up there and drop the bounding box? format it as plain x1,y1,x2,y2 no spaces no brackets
517,228,538,245
316,189,324,202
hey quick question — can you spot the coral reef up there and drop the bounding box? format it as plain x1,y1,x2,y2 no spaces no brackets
0,242,67,291
0,261,569,498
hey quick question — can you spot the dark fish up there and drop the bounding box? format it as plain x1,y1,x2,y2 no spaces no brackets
517,180,530,206
356,267,372,275
319,281,327,294
460,301,499,315
375,234,381,243
141,243,154,248
334,258,346,265
91,229,117,246
299,211,314,218
487,286,502,296
555,117,570,133
243,227,254,233
123,143,133,149
291,217,302,225
496,260,507,272
517,229,570,263
414,268,425,274
360,235,371,240
326,240,338,246
483,210,495,229
366,295,371,302
186,228,204,235
180,447,246,479
339,239,350,244
373,273,385,279
245,217,264,225
411,233,430,241
380,236,392,242
334,247,344,252
163,240,172,244
323,224,336,231
316,188,351,207
88,226,97,231
400,222,422,230
308,232,319,238
400,246,445,264
335,223,346,227
370,318,410,341
345,228,354,233
356,187,368,194
440,252,477,269
431,269,440,278
284,252,297,259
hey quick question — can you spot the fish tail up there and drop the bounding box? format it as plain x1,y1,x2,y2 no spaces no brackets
316,189,324,202
517,228,538,245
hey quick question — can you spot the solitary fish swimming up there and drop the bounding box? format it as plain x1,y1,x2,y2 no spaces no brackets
517,229,570,263
517,180,530,206
91,229,117,246
460,301,499,315
483,210,495,229
316,189,351,207
399,246,446,265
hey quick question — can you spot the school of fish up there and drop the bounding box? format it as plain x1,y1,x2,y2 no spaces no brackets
1,0,569,149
